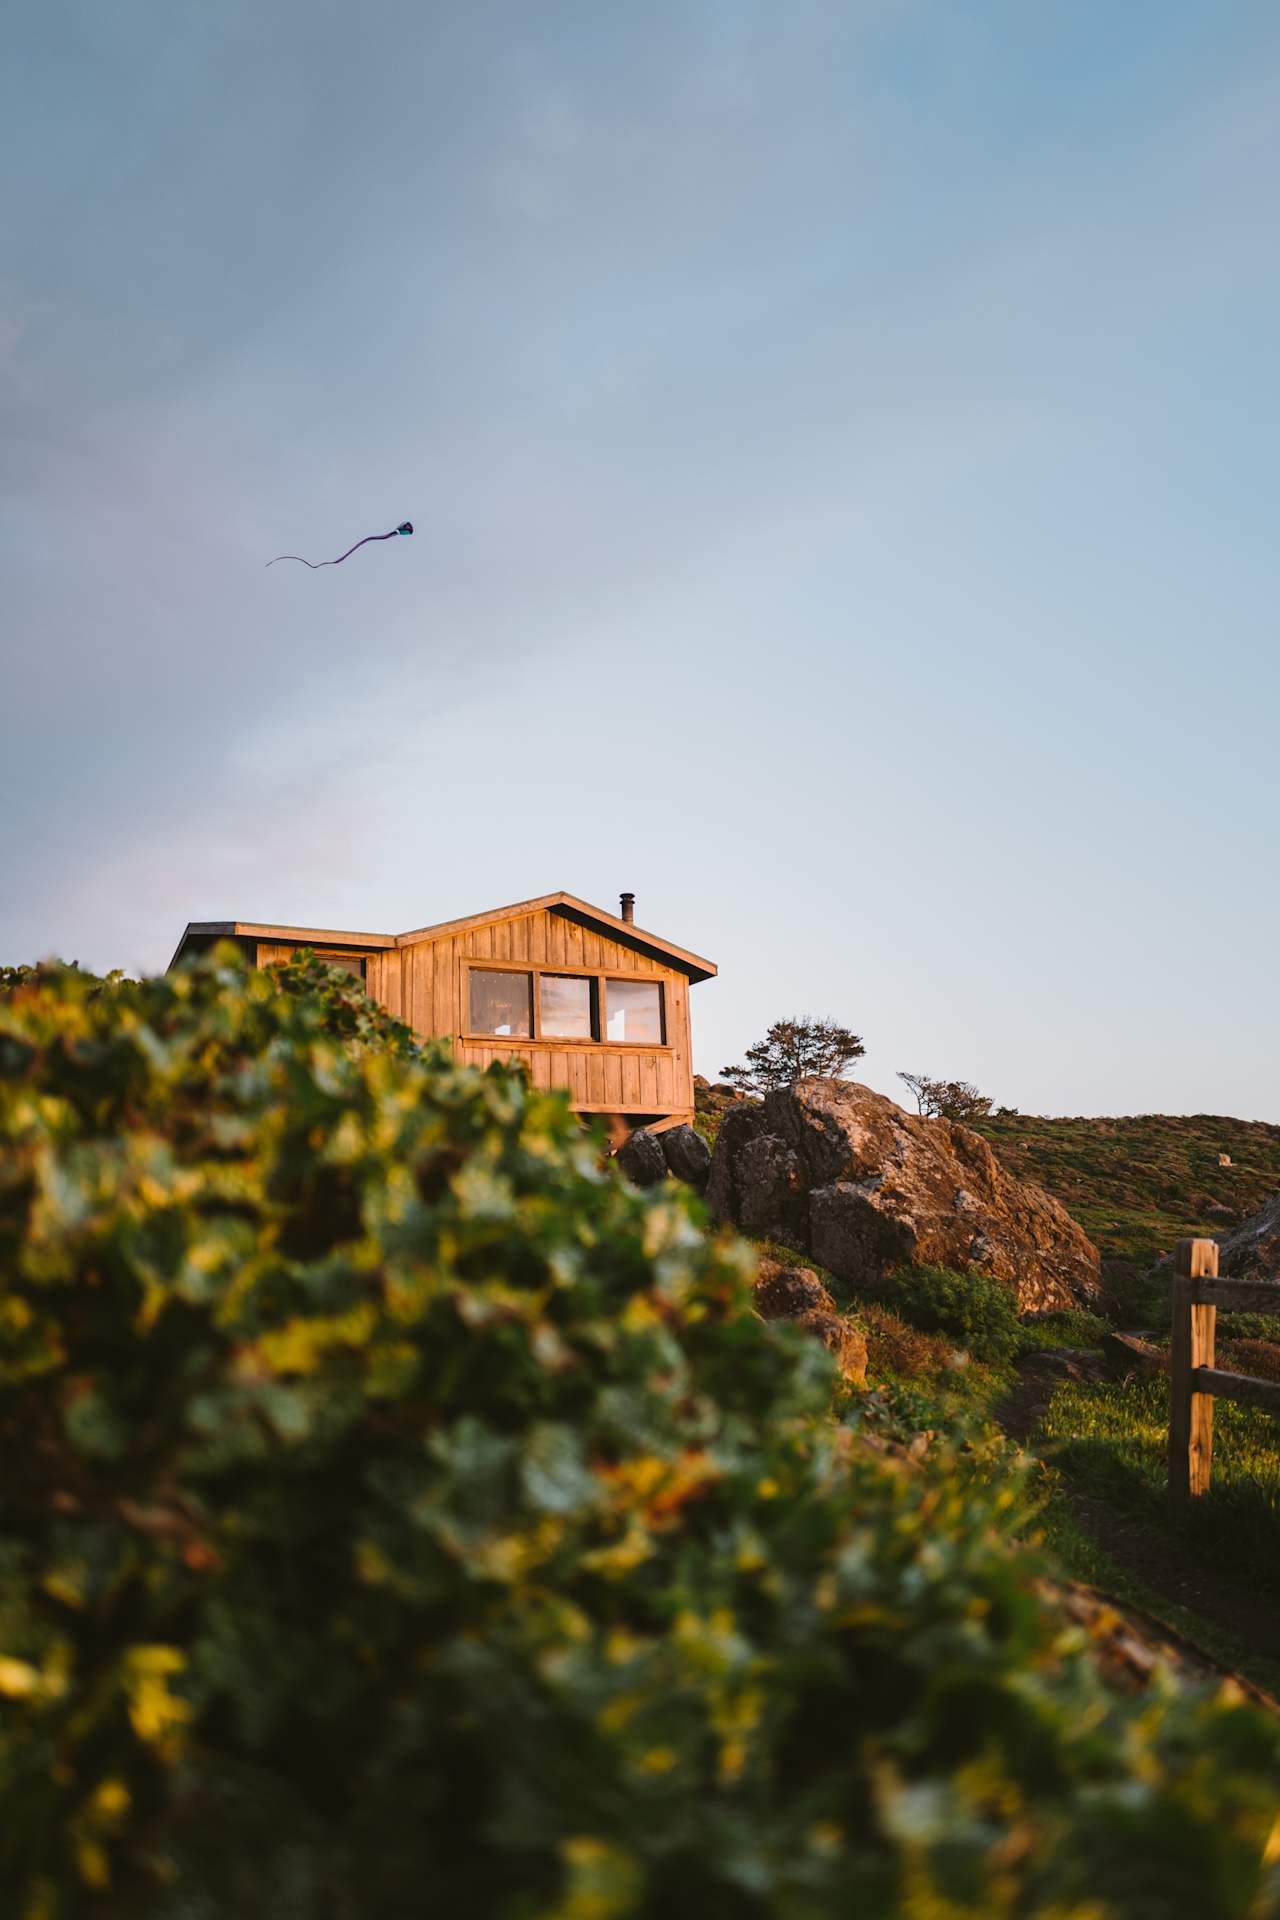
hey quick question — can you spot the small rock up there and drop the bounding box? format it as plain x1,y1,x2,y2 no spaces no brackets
788,1308,868,1385
754,1258,834,1320
1102,1332,1167,1381
615,1128,668,1188
751,1257,867,1383
1022,1347,1106,1383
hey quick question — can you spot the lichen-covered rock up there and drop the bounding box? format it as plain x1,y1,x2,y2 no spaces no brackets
708,1079,1100,1313
1220,1191,1280,1283
615,1126,667,1188
660,1122,712,1188
705,1105,808,1243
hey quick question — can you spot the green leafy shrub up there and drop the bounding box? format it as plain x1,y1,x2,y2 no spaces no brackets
2,951,1280,1918
1017,1308,1111,1353
1100,1259,1167,1330
1217,1311,1280,1343
880,1263,1022,1363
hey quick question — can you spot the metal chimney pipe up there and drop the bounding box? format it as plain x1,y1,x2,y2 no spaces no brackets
619,892,635,924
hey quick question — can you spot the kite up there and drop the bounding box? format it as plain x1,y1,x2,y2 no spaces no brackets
267,521,414,569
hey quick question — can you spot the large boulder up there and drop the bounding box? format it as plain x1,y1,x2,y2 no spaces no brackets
708,1078,1100,1313
1219,1192,1280,1283
660,1122,712,1189
615,1127,668,1188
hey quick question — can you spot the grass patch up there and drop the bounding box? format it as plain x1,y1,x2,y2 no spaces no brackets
857,1300,959,1380
1035,1372,1280,1604
1016,1308,1110,1353
1029,1488,1280,1696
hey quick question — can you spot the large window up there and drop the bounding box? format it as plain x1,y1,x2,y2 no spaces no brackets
465,966,667,1046
540,973,597,1039
469,968,533,1038
605,978,664,1044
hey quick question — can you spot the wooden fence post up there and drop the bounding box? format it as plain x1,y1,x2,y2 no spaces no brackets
1168,1237,1218,1504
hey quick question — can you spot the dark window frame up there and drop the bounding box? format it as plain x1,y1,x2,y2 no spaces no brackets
459,960,671,1049
467,965,534,1040
602,976,666,1047
312,951,368,983
539,971,600,1041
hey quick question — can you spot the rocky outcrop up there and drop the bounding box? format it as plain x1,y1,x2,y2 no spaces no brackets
752,1256,868,1384
659,1123,712,1189
693,1075,754,1132
1219,1193,1280,1283
708,1079,1100,1313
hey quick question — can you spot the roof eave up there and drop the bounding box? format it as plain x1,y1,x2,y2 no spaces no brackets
168,921,394,971
396,891,717,982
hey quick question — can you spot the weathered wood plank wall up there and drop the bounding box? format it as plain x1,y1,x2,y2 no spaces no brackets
256,907,693,1120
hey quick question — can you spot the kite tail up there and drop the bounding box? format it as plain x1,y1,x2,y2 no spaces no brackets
266,523,413,569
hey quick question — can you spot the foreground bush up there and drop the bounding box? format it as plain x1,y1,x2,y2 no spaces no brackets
2,952,1279,1918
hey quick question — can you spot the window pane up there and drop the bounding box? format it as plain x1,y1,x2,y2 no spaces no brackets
314,952,366,982
606,979,664,1044
469,969,532,1038
540,973,595,1039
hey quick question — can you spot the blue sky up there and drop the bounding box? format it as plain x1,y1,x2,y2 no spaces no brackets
3,2,1279,1117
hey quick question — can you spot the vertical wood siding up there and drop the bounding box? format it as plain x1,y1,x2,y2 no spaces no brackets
250,907,697,1119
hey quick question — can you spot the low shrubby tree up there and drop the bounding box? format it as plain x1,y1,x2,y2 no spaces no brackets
722,1017,865,1096
881,1263,1022,1364
1,951,1278,1917
897,1070,994,1123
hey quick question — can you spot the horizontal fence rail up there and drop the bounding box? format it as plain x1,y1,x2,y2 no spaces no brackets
1168,1237,1280,1503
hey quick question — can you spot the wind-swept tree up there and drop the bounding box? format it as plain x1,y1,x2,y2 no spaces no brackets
722,1017,865,1096
897,1071,993,1123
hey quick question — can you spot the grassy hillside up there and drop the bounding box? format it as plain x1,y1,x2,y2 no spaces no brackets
975,1111,1280,1269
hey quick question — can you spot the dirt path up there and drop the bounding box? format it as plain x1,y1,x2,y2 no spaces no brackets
996,1352,1280,1684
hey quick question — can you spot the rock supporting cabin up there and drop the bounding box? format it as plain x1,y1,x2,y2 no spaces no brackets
169,890,716,1134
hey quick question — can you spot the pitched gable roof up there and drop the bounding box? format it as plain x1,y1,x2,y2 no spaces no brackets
396,892,716,983
169,895,716,983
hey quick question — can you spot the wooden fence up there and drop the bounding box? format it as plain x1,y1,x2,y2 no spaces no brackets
1168,1237,1280,1503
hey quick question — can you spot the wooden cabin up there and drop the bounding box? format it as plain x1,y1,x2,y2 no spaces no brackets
168,891,716,1134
